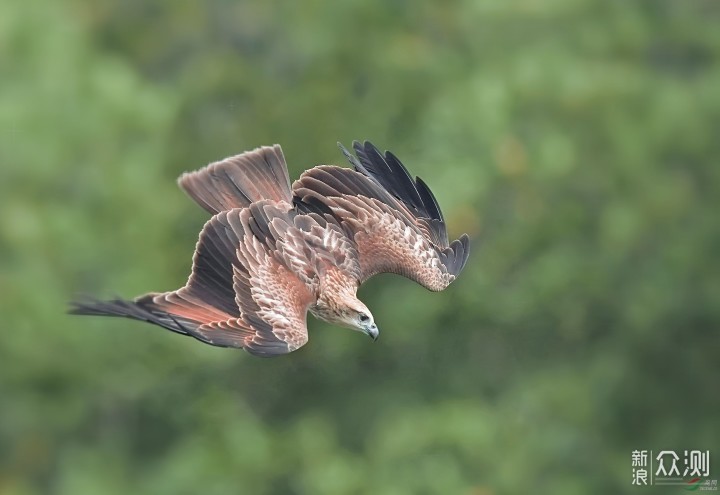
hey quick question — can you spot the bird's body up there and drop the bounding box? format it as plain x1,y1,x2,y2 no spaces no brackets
71,142,470,356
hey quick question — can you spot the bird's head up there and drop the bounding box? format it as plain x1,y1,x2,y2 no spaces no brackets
344,299,379,341
312,295,379,341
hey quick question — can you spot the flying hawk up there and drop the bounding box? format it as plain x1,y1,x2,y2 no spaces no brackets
70,141,470,356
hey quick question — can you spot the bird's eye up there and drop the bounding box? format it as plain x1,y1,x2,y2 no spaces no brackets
359,313,370,323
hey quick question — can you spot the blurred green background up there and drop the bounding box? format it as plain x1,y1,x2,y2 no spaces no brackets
1,0,719,493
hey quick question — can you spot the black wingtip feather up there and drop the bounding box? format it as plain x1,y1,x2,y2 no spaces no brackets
455,234,471,275
337,140,471,280
341,141,450,248
415,176,444,223
338,142,362,170
343,141,445,224
436,233,471,278
460,234,470,269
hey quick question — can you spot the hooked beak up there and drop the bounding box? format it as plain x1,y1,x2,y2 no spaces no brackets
364,323,379,342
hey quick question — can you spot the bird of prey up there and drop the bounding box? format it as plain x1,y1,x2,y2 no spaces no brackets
70,141,470,357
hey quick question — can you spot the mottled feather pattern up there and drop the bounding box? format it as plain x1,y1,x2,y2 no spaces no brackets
293,162,467,291
329,195,454,291
69,141,470,356
249,259,312,351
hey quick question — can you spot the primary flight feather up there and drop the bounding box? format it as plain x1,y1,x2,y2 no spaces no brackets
70,141,470,357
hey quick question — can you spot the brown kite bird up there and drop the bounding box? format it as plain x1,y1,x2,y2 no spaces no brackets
70,142,470,356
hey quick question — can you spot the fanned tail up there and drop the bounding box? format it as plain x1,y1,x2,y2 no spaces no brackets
178,145,292,214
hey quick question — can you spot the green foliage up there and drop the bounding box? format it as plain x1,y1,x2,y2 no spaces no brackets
1,0,718,493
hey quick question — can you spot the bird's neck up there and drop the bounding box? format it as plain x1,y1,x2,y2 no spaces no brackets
309,267,359,324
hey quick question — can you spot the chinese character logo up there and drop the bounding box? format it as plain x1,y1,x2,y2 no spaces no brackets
685,450,712,478
632,450,649,485
632,449,714,488
656,450,682,477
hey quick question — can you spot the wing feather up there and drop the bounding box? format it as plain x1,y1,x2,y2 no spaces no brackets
72,204,318,356
292,142,470,291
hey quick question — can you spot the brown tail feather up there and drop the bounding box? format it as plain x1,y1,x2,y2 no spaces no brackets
68,295,200,337
178,145,292,214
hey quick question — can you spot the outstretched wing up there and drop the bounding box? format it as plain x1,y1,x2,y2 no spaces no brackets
162,203,316,356
190,203,319,356
71,204,317,357
292,141,469,291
